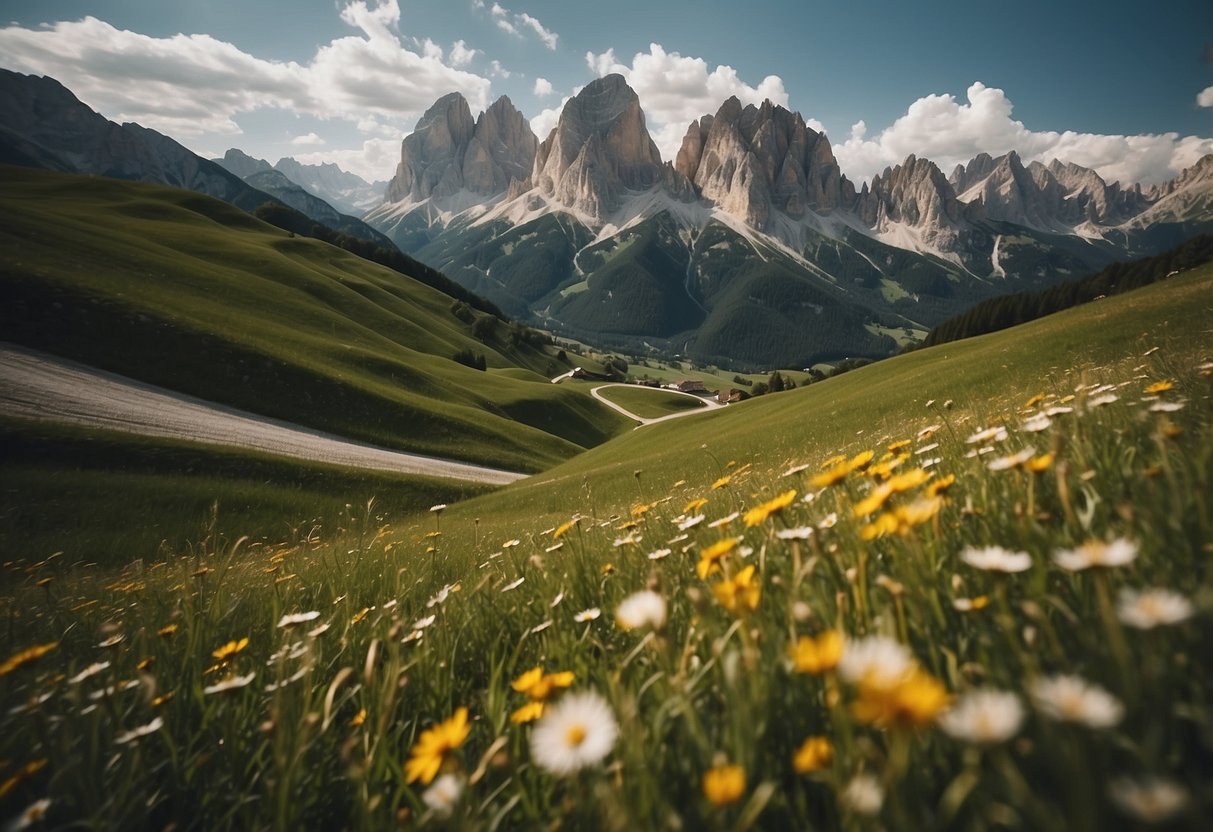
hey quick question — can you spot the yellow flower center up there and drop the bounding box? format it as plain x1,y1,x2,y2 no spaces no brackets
565,723,587,747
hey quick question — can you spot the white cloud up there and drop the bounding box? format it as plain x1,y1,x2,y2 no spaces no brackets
585,43,789,161
449,39,477,67
517,13,557,50
490,60,511,79
356,116,400,138
1198,86,1213,108
290,132,325,147
479,3,558,50
419,38,443,61
292,137,400,184
533,77,553,97
833,82,1213,187
0,1,491,138
530,97,570,140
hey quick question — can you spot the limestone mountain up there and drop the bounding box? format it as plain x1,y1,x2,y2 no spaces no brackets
273,157,385,215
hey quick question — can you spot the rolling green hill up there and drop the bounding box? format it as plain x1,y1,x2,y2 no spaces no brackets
0,166,630,473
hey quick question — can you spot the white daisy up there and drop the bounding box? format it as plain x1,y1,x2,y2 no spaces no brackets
1054,537,1138,571
277,611,320,628
69,662,110,685
501,577,525,592
1148,401,1185,413
1108,777,1189,824
939,690,1024,744
115,716,163,745
987,447,1034,471
647,548,672,560
574,608,601,623
1030,675,1122,728
7,799,51,831
529,691,619,776
966,426,1008,444
428,504,447,513
413,615,436,630
842,774,883,815
203,672,256,695
1117,588,1193,629
776,526,815,540
677,514,705,531
836,636,913,690
1045,405,1074,416
960,545,1032,573
422,773,464,817
818,512,838,530
1020,414,1052,433
615,590,667,631
1088,393,1119,408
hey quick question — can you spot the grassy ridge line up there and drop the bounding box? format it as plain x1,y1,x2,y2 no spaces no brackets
0,166,630,472
0,417,493,564
446,266,1213,535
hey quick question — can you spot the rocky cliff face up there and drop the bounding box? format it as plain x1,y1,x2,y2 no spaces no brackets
855,154,964,247
384,94,536,203
531,74,690,219
674,98,853,230
216,148,272,179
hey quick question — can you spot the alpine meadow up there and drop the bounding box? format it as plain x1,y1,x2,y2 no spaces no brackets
1,1,1212,830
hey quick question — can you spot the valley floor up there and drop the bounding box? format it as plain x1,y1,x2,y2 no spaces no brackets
0,344,526,486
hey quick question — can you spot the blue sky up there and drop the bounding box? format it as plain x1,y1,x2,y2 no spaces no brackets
2,0,1210,186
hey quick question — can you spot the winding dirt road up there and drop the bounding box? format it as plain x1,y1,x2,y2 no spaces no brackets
589,383,723,426
0,345,526,486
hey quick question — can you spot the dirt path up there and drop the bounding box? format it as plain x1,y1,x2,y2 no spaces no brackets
0,344,526,486
589,383,723,426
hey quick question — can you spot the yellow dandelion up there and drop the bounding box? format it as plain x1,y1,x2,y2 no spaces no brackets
859,512,901,541
1025,453,1055,473
510,701,545,724
743,489,797,527
847,450,875,472
1025,393,1045,408
791,630,843,674
927,474,956,497
553,518,579,539
887,439,912,453
0,759,47,800
512,667,575,701
852,669,950,728
696,538,738,579
703,764,747,806
1144,380,1174,395
405,707,470,785
684,497,709,514
810,463,849,488
712,565,761,615
151,691,175,707
0,642,57,676
819,454,847,470
211,638,249,662
351,708,367,727
711,475,732,490
793,736,834,773
350,607,371,625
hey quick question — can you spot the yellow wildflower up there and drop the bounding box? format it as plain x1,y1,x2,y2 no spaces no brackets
1025,393,1045,408
350,607,371,625
211,638,249,662
553,518,579,539
351,708,366,727
712,565,761,615
819,454,847,470
510,701,545,724
791,630,844,674
743,489,797,527
711,475,732,490
697,538,738,579
1144,380,1174,395
512,667,575,701
810,463,849,489
793,736,834,773
683,498,709,514
852,669,950,728
847,450,875,473
405,707,470,785
703,764,746,806
1026,453,1055,473
887,439,912,453
0,642,57,676
927,474,956,497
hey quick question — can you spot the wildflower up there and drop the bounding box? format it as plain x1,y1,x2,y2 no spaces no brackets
697,538,738,579
843,774,884,815
1053,537,1138,571
0,643,57,676
776,526,814,540
7,799,51,831
711,475,731,490
852,668,950,728
512,667,575,701
793,736,834,773
427,583,459,608
684,498,709,513
350,607,371,625
648,547,672,560
1109,777,1188,824
837,636,914,689
211,638,249,662
1143,380,1174,395
678,515,705,531
847,450,875,472
277,611,320,628
712,565,761,615
529,691,618,775
743,489,797,527
939,690,1024,744
702,764,746,806
1088,393,1118,407
406,707,470,785
307,623,331,638
1025,452,1055,473
791,630,844,675
1025,393,1045,408
157,624,178,637
350,709,366,727
952,596,990,612
115,716,163,745
553,518,578,539
966,426,1008,444
616,591,667,631
961,545,1031,573
1031,675,1123,728
203,672,256,695
927,474,955,497
810,463,849,488
422,773,464,817
818,512,838,529
888,439,912,453
1148,401,1185,412
987,447,1035,471
501,577,525,592
511,701,546,724
574,608,601,622
68,662,110,684
1117,588,1193,629
1021,414,1052,433
707,512,740,529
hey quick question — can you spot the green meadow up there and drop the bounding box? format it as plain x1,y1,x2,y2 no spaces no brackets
2,257,1211,830
592,385,711,420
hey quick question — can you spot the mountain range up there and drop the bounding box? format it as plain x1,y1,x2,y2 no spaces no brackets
364,75,1213,368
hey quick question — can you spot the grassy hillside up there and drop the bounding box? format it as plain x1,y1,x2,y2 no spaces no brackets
593,385,710,419
2,263,1209,830
0,166,630,472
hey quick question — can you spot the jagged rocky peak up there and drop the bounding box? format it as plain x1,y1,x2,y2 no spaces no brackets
463,96,537,195
532,74,685,219
215,148,272,179
674,96,850,230
855,154,965,247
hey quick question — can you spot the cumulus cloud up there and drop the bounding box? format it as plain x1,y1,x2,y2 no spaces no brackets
489,60,511,79
292,137,400,183
479,3,558,50
290,132,325,147
585,43,788,161
834,82,1213,187
533,77,554,97
449,39,478,67
1198,86,1213,108
530,98,568,140
0,0,490,139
